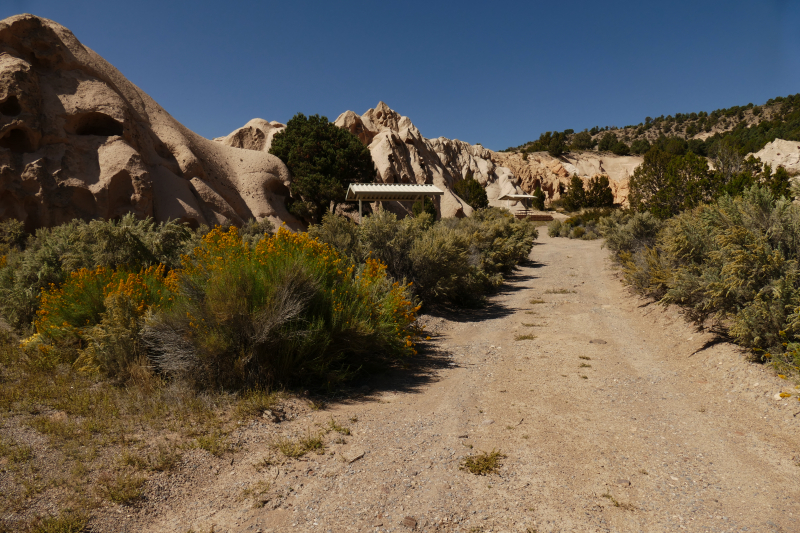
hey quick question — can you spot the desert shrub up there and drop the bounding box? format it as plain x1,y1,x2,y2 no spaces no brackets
25,265,177,379
602,211,662,257
615,187,800,371
0,215,191,329
310,208,537,307
141,226,418,389
548,209,613,240
547,220,564,238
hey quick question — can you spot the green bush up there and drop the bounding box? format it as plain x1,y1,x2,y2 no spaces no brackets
613,187,800,373
139,227,418,389
269,113,376,224
453,171,489,210
547,209,614,240
0,215,191,329
532,185,546,211
309,208,537,307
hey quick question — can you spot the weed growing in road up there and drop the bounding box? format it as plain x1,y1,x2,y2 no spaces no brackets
514,334,537,341
349,415,358,423
529,298,546,305
521,323,544,327
545,288,576,294
579,356,591,360
241,480,271,507
326,417,350,435
639,469,649,475
602,492,635,510
524,311,538,315
273,431,325,458
522,434,530,439
580,363,592,368
580,375,588,379
460,449,506,475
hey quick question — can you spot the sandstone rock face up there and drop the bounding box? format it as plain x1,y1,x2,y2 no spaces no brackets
213,118,285,152
491,151,641,206
750,139,800,174
0,14,302,232
333,102,527,217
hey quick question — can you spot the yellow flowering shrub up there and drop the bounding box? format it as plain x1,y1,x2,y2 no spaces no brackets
143,226,419,388
32,265,177,347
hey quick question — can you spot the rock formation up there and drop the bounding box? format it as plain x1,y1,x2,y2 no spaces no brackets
0,14,302,232
491,151,640,206
750,139,800,175
333,102,528,217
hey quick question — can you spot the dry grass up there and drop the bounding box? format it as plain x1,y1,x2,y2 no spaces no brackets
26,509,89,533
545,288,576,294
528,298,546,305
96,471,147,505
459,449,506,475
514,334,537,341
579,355,591,360
273,431,325,459
240,480,271,508
326,417,351,436
0,331,280,528
579,363,592,368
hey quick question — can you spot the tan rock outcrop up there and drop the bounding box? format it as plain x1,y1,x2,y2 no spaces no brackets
750,139,800,174
333,102,528,217
0,14,302,232
213,118,285,152
492,151,641,206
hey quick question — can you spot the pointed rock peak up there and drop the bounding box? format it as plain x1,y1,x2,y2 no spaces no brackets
363,101,404,132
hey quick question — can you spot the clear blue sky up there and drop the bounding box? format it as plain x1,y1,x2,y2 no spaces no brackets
2,0,798,151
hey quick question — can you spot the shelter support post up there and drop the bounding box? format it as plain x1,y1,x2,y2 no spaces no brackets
359,199,362,224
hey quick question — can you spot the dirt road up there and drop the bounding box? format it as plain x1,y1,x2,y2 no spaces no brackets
136,234,800,533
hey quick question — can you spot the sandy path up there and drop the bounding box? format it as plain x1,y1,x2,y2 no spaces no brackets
137,234,800,533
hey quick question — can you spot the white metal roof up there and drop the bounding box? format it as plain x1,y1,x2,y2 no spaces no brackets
498,193,536,201
346,183,444,202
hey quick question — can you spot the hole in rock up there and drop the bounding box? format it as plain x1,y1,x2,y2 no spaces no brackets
0,96,21,116
0,128,34,153
68,112,123,137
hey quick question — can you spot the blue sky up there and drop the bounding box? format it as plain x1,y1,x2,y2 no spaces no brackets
2,1,798,151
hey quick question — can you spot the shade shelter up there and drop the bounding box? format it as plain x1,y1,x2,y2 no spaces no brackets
497,193,553,221
346,183,444,222
498,193,536,210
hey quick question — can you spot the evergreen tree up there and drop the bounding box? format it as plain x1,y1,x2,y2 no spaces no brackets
532,185,546,210
562,175,586,212
453,171,489,210
270,113,376,224
585,176,615,207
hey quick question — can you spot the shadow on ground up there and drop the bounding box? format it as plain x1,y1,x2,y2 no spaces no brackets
316,260,540,406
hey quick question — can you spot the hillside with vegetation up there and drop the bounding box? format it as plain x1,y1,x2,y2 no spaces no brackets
506,93,800,159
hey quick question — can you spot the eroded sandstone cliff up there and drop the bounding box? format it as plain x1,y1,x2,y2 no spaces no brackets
0,14,303,231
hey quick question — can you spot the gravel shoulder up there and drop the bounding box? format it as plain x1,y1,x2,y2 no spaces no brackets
130,234,800,533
